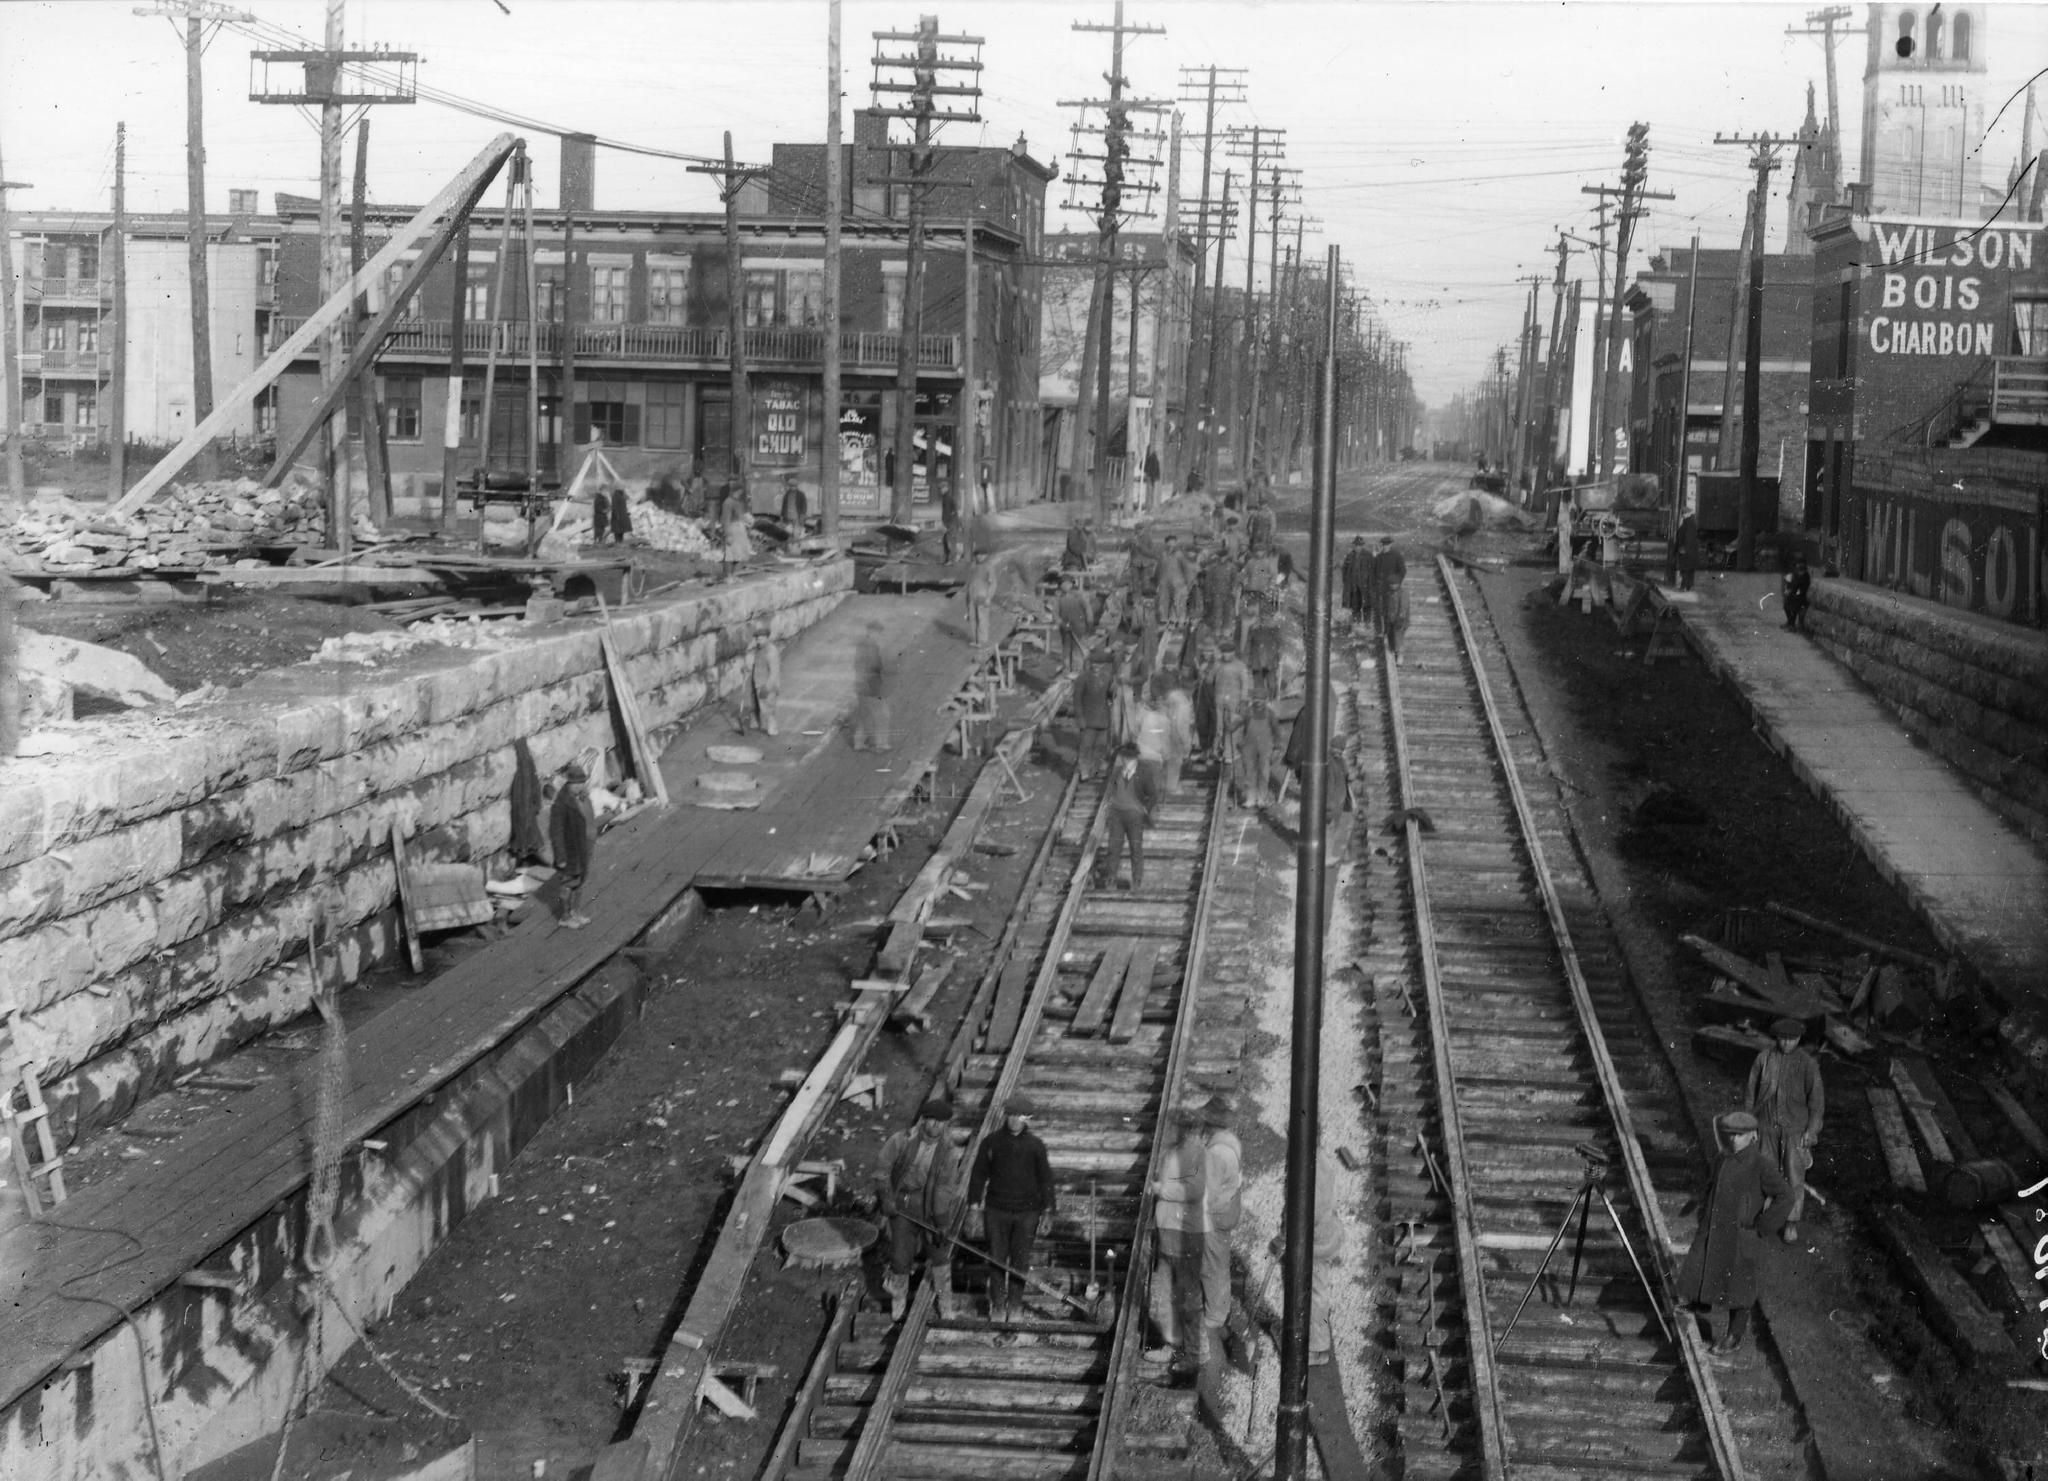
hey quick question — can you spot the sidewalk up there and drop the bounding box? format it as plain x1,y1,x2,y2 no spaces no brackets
1672,572,2048,1012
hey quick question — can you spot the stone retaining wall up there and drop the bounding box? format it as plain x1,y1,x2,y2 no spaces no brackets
0,562,849,1150
1809,580,2048,848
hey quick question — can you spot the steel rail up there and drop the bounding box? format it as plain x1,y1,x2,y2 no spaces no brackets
1431,554,1747,1481
1383,601,1513,1481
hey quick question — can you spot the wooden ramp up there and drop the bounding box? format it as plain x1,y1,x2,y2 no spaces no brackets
0,587,989,1413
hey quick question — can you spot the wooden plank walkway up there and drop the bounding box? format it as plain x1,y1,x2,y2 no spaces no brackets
0,589,982,1410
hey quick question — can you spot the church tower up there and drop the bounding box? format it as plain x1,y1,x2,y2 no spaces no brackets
1857,2,1987,218
1786,82,1840,254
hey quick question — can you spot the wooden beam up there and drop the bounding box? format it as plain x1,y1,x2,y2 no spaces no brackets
390,822,425,974
596,599,671,807
112,133,520,517
1865,1087,1926,1193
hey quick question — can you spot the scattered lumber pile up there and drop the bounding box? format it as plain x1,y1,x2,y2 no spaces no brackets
621,500,716,556
2,475,332,574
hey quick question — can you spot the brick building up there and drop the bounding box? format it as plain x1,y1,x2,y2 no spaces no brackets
1807,213,2046,625
268,123,1055,516
6,201,280,449
1625,247,1813,526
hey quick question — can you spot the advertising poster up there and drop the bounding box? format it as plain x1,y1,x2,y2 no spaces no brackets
754,379,805,466
838,402,883,514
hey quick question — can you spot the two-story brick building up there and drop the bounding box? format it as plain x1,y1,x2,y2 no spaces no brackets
1807,212,2046,625
270,121,1055,517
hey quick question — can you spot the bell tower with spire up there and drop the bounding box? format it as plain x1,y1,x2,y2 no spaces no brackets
1786,81,1841,254
1857,2,1988,218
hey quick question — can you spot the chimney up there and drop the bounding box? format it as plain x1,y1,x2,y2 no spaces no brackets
560,133,597,214
854,109,889,149
229,188,258,215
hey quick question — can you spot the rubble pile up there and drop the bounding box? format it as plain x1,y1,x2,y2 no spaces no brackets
2,475,330,573
623,497,716,555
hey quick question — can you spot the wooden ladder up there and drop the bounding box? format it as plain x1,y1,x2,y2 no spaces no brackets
1,1008,67,1215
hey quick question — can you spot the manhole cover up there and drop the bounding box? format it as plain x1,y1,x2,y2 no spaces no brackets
782,1216,879,1269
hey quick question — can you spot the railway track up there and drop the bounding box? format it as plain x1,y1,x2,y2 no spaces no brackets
771,687,1230,1480
1359,554,1752,1481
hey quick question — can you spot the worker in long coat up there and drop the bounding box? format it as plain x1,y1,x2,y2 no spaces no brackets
1371,535,1410,665
1745,1017,1824,1243
1672,511,1701,591
1341,535,1373,629
1676,1110,1791,1362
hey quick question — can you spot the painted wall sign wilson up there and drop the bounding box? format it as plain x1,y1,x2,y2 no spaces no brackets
1865,222,2041,358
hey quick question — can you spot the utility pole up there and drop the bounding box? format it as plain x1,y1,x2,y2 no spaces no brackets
1536,233,1570,498
1582,123,1671,481
347,119,390,521
822,0,843,542
1066,1,1166,523
1716,190,1755,470
687,135,770,514
1715,133,1786,572
1506,273,1542,501
1250,169,1302,476
248,2,416,531
440,218,467,528
1667,231,1702,581
1223,123,1283,482
1564,211,1609,476
870,15,985,524
111,124,128,498
1786,6,1860,150
1197,168,1235,486
1276,237,1341,1481
1177,63,1247,487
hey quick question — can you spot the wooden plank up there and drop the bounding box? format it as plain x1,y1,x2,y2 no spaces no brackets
1870,1205,2020,1370
390,823,425,975
1070,940,1133,1038
195,565,441,586
1982,1221,2039,1316
599,616,671,808
1890,1060,1956,1165
1866,1088,1927,1193
1985,1082,2048,1162
982,959,1037,1054
1306,1361,1372,1481
759,1018,865,1168
1678,934,1810,1013
876,919,923,978
1108,942,1160,1044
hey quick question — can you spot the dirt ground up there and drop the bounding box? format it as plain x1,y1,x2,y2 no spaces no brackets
191,656,1073,1481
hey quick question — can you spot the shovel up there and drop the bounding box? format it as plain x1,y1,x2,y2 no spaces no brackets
894,1209,1115,1326
1085,1181,1103,1314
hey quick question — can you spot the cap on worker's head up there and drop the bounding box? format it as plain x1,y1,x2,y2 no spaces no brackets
1771,1017,1804,1039
1379,534,1395,545
1718,1110,1759,1134
1005,1094,1036,1119
1117,741,1139,757
1352,534,1365,544
563,761,589,782
1200,1095,1235,1128
919,1097,953,1122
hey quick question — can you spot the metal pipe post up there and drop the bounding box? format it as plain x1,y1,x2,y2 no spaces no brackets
1275,242,1341,1480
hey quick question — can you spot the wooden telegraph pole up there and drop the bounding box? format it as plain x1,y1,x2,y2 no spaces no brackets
869,16,985,525
1177,64,1247,488
1582,123,1671,481
1715,132,1786,571
0,127,25,502
688,136,769,515
1196,169,1237,486
821,0,843,543
1067,2,1166,523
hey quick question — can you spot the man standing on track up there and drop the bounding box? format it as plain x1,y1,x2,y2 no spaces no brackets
1145,1107,1210,1381
1677,1110,1791,1363
1074,646,1115,780
1196,1096,1243,1369
967,1094,1054,1326
878,1098,967,1321
745,619,781,737
548,761,597,931
1342,534,1373,630
852,621,892,753
1745,1018,1823,1244
1096,742,1158,892
1057,576,1094,672
1372,534,1410,665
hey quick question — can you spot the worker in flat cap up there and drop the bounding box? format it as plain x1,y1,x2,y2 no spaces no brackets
877,1097,966,1321
1196,1096,1244,1368
1676,1110,1792,1363
967,1093,1055,1325
1745,1017,1824,1244
548,760,597,930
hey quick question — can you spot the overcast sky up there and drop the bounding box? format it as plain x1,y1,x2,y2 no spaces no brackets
7,0,2048,404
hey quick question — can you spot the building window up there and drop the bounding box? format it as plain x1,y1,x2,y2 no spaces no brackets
743,268,780,328
383,262,422,320
646,381,686,448
1926,10,1943,59
575,379,639,445
23,242,43,279
43,392,63,424
77,321,98,353
1898,10,1916,55
883,270,906,332
385,378,423,442
460,395,483,446
257,390,277,436
590,264,628,323
74,391,96,428
1953,13,1970,60
784,266,824,328
42,322,65,352
466,279,489,321
537,267,565,323
648,264,690,325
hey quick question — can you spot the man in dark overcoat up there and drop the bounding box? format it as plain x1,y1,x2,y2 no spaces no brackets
1677,1110,1792,1362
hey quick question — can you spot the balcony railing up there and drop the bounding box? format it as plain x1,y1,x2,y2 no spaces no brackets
30,349,111,378
1990,356,2048,425
267,317,960,371
28,276,110,303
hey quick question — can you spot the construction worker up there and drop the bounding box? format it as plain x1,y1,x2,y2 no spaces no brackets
1236,697,1279,809
778,474,809,538
1074,647,1115,780
1245,607,1283,701
963,552,997,649
1373,535,1410,665
1156,534,1191,626
878,1097,967,1321
1341,534,1373,630
1160,677,1196,795
1057,577,1094,672
1196,1096,1243,1365
1266,1148,1346,1367
1133,682,1175,798
852,621,892,753
1677,1111,1791,1364
1096,742,1158,892
966,1094,1054,1325
1145,1106,1210,1380
548,761,597,931
1745,1018,1823,1243
1782,554,1813,632
746,619,780,737
1673,510,1701,592
1212,644,1251,768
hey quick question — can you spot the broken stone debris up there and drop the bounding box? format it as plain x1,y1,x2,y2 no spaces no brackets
2,474,332,574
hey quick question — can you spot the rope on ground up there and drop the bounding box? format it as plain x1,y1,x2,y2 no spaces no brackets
45,1218,167,1481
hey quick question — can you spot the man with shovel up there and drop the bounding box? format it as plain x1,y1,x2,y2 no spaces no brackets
967,1093,1055,1325
877,1098,966,1321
